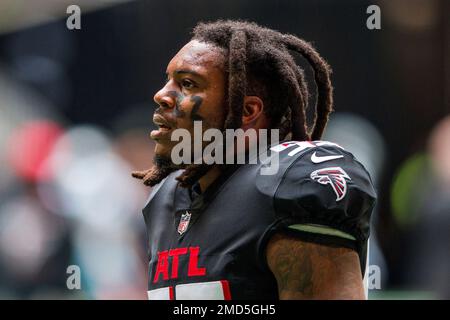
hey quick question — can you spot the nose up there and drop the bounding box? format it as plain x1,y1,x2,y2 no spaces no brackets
153,85,175,109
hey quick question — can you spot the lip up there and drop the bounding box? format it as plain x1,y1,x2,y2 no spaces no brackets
151,114,173,140
153,114,172,128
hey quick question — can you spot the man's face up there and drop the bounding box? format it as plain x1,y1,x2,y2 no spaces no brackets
151,40,227,162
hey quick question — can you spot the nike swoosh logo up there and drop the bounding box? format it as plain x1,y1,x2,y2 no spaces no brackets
311,152,344,163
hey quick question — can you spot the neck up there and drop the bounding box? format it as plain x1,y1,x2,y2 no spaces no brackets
198,165,222,192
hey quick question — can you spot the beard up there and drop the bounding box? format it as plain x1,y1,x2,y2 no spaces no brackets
131,154,182,187
132,146,215,188
132,118,225,187
154,154,180,171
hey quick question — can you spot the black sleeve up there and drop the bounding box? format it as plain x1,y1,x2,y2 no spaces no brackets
260,143,377,274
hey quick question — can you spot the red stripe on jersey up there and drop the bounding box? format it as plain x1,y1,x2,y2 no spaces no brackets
221,280,232,300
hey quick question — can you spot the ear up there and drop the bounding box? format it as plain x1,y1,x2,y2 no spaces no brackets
242,96,264,128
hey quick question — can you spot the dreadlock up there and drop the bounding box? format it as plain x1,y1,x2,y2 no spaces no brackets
132,20,334,188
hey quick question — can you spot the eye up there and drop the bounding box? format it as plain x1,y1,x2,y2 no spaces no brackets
181,79,196,90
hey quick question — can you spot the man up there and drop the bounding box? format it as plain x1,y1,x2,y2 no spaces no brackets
132,20,376,300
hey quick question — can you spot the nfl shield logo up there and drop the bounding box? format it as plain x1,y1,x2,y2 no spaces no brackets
177,211,192,235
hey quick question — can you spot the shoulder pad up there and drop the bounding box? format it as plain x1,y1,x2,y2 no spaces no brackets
256,140,376,242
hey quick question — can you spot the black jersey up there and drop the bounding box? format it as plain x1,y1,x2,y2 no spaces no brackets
142,140,376,300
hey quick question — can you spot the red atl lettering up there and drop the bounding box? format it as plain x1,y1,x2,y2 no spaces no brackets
153,250,169,283
153,246,207,283
187,246,206,277
169,247,188,279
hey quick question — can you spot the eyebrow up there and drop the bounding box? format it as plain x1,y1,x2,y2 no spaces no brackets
171,69,203,78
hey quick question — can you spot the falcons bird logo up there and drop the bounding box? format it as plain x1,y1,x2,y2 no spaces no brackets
310,167,351,201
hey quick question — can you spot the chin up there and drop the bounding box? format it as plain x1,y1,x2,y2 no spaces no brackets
154,143,172,160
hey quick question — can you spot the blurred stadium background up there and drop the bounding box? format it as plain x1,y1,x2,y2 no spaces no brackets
0,0,448,299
